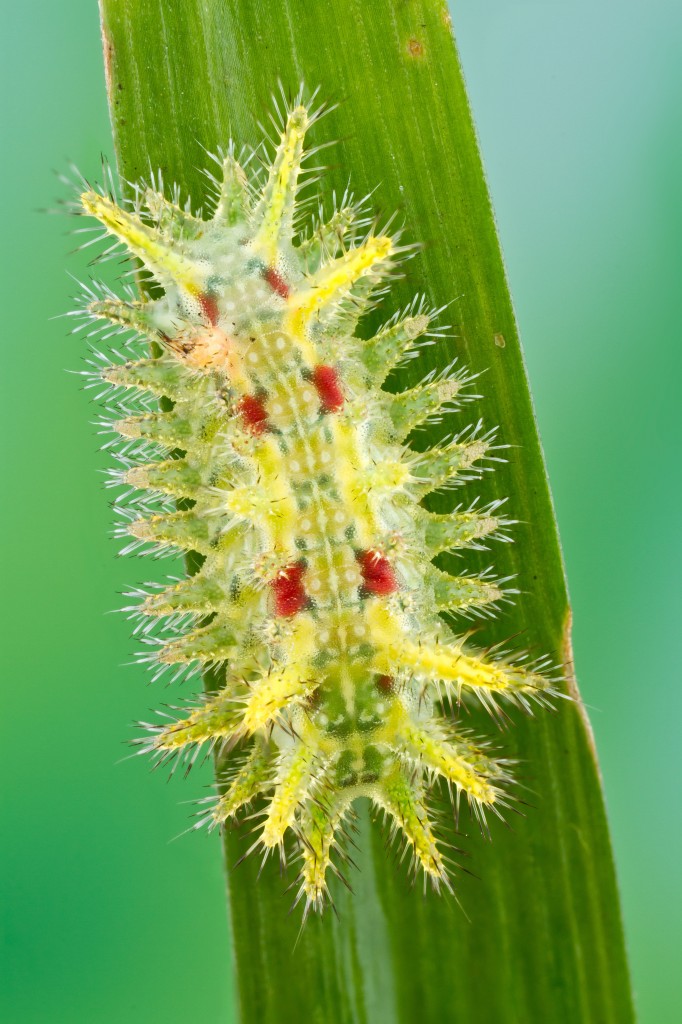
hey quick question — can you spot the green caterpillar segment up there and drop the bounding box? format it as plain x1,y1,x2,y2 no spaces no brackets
211,151,250,226
77,91,557,916
290,235,394,334
360,308,432,383
260,741,319,851
296,791,353,915
142,188,207,240
421,501,511,554
210,742,273,827
140,573,228,617
125,459,204,498
407,428,496,499
298,203,359,271
156,618,240,665
429,566,507,615
126,511,213,556
88,297,161,340
385,365,470,438
375,766,449,890
151,696,240,750
251,105,309,262
397,721,505,805
81,190,206,294
101,356,196,400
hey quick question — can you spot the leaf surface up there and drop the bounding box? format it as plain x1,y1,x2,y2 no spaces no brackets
98,1,634,1021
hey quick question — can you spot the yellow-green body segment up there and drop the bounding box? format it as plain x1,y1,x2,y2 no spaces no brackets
78,97,554,915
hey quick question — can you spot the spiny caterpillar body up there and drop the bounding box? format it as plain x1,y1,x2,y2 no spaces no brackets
74,91,557,916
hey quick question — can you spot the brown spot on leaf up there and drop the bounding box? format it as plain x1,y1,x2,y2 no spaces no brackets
101,24,116,104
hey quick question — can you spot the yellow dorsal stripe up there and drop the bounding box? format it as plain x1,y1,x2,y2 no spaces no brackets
240,666,315,736
299,792,352,904
396,641,545,697
261,742,316,848
400,722,497,803
251,106,309,264
375,767,446,883
287,236,393,329
81,191,203,294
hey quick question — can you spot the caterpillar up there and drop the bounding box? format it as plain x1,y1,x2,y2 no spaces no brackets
73,88,557,917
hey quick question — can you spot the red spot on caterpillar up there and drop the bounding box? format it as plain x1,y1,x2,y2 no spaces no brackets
376,675,394,693
263,266,290,298
271,562,307,617
312,365,344,413
238,395,269,434
198,293,220,326
357,549,398,596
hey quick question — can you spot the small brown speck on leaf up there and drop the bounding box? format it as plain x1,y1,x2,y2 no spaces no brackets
101,23,115,102
407,38,425,58
494,333,506,348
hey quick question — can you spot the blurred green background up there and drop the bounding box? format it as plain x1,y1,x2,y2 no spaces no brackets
1,1,679,1021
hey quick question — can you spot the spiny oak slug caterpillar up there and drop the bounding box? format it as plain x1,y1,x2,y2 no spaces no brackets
72,87,558,918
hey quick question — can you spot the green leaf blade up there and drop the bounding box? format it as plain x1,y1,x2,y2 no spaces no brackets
98,1,635,1021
